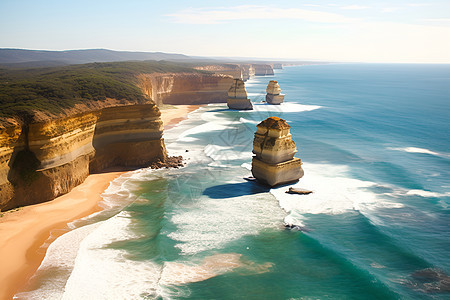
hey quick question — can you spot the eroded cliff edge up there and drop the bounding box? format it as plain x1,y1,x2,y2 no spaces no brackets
0,61,275,210
138,73,234,105
0,103,166,210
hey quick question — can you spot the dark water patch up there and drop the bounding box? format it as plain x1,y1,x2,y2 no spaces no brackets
203,181,270,199
408,268,450,295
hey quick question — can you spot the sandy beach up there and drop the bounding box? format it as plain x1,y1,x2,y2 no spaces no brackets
0,104,200,300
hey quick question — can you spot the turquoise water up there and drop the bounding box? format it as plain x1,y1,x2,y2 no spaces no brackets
20,64,450,299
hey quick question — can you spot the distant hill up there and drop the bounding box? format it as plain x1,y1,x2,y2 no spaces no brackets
0,49,191,66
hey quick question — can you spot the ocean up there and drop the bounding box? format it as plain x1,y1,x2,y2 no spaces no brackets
17,64,450,299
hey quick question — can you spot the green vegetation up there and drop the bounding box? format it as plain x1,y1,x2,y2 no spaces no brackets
0,60,204,123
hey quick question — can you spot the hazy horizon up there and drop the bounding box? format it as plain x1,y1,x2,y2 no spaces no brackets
1,0,450,63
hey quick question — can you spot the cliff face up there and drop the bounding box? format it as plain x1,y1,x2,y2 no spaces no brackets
1,66,277,210
0,103,165,211
194,65,243,80
0,126,24,209
252,64,275,76
252,117,303,186
193,64,270,81
227,79,253,110
90,105,166,172
240,64,255,81
266,80,285,105
138,73,234,105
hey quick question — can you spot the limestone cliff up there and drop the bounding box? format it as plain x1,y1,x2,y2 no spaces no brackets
251,117,304,186
272,63,283,70
0,65,276,210
266,81,285,105
0,125,24,209
194,64,258,82
138,73,233,105
0,103,165,211
227,79,253,110
189,63,272,82
194,65,243,80
252,64,275,76
240,64,255,81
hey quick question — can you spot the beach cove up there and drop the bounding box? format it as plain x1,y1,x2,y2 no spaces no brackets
0,105,200,299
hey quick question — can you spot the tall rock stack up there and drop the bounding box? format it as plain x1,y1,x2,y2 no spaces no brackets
227,78,253,110
251,117,304,186
266,80,285,105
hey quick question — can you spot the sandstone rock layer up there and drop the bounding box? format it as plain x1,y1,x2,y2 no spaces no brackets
227,79,253,110
138,73,233,106
266,80,285,105
252,64,275,76
0,103,166,211
251,117,303,186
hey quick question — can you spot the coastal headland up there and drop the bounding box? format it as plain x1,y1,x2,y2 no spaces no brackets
0,57,281,299
0,104,199,300
0,60,277,211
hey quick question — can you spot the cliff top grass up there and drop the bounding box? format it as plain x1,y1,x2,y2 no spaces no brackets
0,60,204,126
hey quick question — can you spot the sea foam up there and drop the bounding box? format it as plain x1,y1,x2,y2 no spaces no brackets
270,162,404,226
389,147,450,158
14,169,153,299
168,186,285,255
252,102,321,113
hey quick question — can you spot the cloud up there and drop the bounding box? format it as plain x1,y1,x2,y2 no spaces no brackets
423,18,450,23
341,5,369,10
408,3,431,7
166,5,357,24
382,7,400,13
303,4,322,7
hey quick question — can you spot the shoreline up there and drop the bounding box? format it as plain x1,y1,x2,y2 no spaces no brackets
0,104,201,300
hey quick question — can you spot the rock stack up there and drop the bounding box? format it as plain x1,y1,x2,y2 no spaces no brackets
266,80,284,105
227,78,253,110
251,117,304,186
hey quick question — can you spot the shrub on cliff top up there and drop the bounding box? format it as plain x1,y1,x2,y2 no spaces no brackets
0,60,204,124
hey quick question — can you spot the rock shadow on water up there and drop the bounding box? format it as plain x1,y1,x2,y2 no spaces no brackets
207,108,233,113
203,181,270,199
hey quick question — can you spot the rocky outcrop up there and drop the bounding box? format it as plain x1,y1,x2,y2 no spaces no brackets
240,64,255,81
266,81,285,105
251,117,304,186
0,103,166,211
227,79,253,110
138,73,233,105
286,187,312,195
252,64,274,76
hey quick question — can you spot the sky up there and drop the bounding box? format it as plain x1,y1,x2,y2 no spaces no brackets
1,0,450,63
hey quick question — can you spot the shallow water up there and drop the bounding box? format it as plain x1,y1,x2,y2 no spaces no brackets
18,64,450,299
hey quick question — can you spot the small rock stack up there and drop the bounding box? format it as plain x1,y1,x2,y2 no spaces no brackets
265,80,284,105
251,117,304,186
227,78,253,110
